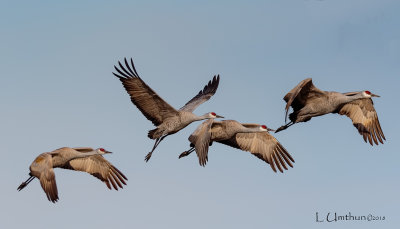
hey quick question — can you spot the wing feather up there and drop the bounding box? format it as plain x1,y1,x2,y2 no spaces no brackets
277,143,294,167
283,78,326,122
113,58,178,126
272,153,283,173
277,146,293,168
188,119,214,166
218,132,295,173
275,150,288,170
338,98,385,145
62,155,127,190
180,75,220,112
30,153,59,203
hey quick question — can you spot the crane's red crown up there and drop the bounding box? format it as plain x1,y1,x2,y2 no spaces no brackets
211,112,216,116
99,148,105,152
261,125,267,129
365,90,371,95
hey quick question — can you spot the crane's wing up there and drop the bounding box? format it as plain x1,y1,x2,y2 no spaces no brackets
30,153,59,203
218,129,295,173
188,119,214,166
72,147,94,153
179,75,220,112
113,58,179,126
338,98,385,145
61,155,128,190
283,78,326,122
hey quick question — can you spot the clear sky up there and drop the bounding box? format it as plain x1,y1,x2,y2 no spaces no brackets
1,1,399,228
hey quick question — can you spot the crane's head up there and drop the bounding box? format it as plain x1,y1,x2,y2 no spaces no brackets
208,112,224,119
96,148,112,154
363,90,380,98
260,125,275,132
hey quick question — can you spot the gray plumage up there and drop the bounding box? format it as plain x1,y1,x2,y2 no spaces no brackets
17,147,127,203
113,58,223,161
179,119,295,173
276,78,385,145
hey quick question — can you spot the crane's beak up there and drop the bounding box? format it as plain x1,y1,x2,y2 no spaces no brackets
216,115,224,118
105,150,113,154
371,93,380,97
267,128,275,132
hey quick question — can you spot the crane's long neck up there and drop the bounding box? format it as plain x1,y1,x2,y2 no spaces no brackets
195,113,211,121
180,112,209,124
53,150,102,168
75,151,101,158
328,92,365,106
237,126,264,134
340,93,365,104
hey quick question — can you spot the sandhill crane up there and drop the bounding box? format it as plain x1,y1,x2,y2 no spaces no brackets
179,119,295,173
275,78,385,145
17,147,127,203
113,58,223,162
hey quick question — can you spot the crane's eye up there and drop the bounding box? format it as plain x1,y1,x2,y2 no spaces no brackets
99,148,105,152
365,91,371,95
211,112,216,116
261,125,267,129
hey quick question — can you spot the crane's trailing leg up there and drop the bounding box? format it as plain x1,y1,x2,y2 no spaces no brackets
179,147,195,159
275,122,294,133
17,175,35,191
145,135,167,162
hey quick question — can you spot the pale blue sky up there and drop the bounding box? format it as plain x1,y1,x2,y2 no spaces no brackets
1,1,399,228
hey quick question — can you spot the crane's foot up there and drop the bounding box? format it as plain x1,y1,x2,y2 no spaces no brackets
17,175,34,191
144,152,152,162
179,147,195,159
275,122,294,133
179,151,190,159
275,125,287,133
17,182,27,191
